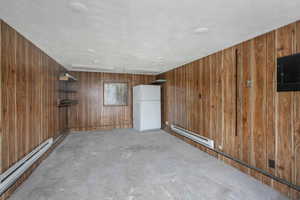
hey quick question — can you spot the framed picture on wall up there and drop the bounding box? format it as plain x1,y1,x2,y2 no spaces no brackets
103,82,128,106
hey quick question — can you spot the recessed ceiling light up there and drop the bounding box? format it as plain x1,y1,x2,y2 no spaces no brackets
93,59,100,64
69,2,88,13
194,27,209,33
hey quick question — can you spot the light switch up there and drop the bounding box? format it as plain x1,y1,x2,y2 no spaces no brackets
246,80,253,88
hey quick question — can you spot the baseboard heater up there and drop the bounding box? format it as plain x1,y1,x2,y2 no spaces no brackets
0,138,53,195
171,125,214,149
169,124,300,192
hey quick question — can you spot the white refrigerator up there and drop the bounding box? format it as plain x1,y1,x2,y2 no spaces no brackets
133,85,161,131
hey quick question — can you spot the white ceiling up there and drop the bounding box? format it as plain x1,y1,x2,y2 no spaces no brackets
1,0,300,74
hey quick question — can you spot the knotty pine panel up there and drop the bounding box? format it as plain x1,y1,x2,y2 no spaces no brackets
68,72,155,131
159,21,300,199
0,21,67,173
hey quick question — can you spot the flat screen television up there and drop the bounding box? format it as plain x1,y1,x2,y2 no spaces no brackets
277,53,300,92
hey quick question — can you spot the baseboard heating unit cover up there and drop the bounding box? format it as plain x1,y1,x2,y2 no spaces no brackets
170,125,214,149
0,138,53,195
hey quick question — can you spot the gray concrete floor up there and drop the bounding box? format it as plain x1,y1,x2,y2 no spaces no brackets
10,129,287,200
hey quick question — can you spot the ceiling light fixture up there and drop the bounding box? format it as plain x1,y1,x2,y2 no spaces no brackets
93,59,100,64
69,2,88,13
194,27,209,33
71,64,114,69
87,49,95,53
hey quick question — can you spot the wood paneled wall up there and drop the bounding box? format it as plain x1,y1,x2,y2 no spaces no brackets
158,21,300,199
0,20,68,199
68,72,155,131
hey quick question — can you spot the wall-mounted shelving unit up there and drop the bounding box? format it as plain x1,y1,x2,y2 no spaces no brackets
58,71,78,134
151,79,166,85
59,72,77,82
58,99,78,107
58,72,78,108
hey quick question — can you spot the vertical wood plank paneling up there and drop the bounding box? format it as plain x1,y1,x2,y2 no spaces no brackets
293,91,300,199
68,72,155,131
2,23,17,171
215,52,224,152
197,60,204,134
252,35,267,173
1,17,300,200
1,21,67,178
0,21,68,200
191,61,199,132
173,69,178,127
170,70,176,126
185,63,192,130
275,24,294,188
181,66,187,128
203,57,211,138
15,33,28,160
266,31,276,177
0,20,2,173
241,41,252,164
292,21,300,200
222,47,236,157
159,20,300,199
210,55,217,145
235,45,243,162
28,42,35,151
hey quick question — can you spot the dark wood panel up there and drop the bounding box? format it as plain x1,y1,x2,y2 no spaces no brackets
275,24,294,188
293,21,300,200
2,22,17,171
252,34,267,173
265,31,276,177
0,20,2,173
240,41,252,165
15,32,28,160
68,72,155,131
222,47,236,157
159,20,300,199
0,20,68,199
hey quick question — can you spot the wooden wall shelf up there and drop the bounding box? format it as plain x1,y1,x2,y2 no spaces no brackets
59,72,77,82
58,99,78,107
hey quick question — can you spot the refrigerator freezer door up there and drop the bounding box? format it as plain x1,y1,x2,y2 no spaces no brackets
133,85,161,102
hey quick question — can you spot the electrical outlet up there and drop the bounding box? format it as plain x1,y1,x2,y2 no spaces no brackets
268,159,275,169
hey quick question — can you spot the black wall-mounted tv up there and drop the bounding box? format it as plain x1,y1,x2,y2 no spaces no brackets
277,53,300,92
